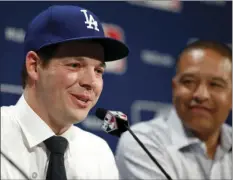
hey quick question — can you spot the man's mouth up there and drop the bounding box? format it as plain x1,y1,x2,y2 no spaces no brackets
189,105,212,114
70,93,91,108
77,96,89,103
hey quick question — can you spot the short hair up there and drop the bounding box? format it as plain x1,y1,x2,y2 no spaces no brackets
176,40,232,71
21,44,59,89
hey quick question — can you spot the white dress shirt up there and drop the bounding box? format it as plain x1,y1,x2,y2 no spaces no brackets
115,108,232,180
1,95,119,180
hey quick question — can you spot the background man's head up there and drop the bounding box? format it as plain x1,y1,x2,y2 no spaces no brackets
172,40,232,137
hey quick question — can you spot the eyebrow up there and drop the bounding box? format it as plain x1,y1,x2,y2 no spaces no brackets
179,73,229,84
179,73,196,78
72,57,106,68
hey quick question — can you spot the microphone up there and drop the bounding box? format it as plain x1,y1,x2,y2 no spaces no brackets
95,108,173,180
95,108,128,137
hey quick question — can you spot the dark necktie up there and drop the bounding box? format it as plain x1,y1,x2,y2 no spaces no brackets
44,136,68,180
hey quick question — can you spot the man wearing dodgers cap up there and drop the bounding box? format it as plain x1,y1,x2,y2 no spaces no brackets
1,5,129,180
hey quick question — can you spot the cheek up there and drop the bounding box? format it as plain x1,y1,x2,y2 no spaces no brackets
64,72,80,87
213,91,232,109
95,79,103,95
50,71,78,89
173,86,192,104
99,79,104,94
40,70,78,98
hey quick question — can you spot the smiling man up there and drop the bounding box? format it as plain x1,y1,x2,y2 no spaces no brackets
172,43,232,159
1,5,129,180
116,40,232,180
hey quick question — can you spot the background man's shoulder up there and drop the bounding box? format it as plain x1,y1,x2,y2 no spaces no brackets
120,115,171,148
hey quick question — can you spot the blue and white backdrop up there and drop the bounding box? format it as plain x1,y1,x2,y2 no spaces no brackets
1,1,232,152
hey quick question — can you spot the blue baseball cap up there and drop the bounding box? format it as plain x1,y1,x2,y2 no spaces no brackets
24,5,129,61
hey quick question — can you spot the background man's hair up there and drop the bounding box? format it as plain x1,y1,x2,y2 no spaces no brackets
175,40,232,73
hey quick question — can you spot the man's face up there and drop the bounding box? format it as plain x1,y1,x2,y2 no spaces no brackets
36,41,105,126
172,48,232,134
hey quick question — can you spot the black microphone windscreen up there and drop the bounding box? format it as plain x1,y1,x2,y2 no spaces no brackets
95,108,107,120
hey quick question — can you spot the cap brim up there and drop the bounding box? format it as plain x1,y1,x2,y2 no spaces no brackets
90,37,129,62
37,37,129,62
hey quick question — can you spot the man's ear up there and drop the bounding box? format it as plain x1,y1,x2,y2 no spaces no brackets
25,51,41,83
229,92,232,111
172,77,176,90
171,77,177,102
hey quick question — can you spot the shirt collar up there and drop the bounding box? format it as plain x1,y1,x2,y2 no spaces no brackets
166,108,232,152
220,123,232,152
15,95,77,149
166,108,200,150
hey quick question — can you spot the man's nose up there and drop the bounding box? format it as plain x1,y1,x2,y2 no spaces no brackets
79,68,96,91
193,83,210,102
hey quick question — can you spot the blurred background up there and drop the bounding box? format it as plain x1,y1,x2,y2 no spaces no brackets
1,1,232,153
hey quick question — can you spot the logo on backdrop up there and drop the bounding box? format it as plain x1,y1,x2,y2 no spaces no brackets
131,100,173,124
200,1,226,6
80,9,99,31
102,23,127,74
127,0,182,13
4,26,25,43
141,49,175,68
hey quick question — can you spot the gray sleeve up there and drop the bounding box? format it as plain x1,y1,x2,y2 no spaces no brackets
115,130,175,180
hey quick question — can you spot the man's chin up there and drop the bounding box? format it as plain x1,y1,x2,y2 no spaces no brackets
70,111,89,124
186,117,214,132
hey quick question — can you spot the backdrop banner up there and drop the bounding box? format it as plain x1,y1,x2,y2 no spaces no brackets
1,1,232,152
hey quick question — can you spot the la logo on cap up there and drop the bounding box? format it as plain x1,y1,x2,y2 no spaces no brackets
80,9,99,31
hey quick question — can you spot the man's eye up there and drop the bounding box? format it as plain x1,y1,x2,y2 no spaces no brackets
182,79,194,84
210,82,223,88
96,69,104,75
68,63,80,68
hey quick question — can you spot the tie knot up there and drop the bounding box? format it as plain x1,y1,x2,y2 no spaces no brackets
44,136,68,155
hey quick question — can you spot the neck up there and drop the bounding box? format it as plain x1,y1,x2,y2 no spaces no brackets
193,128,221,159
45,119,71,135
23,88,71,135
